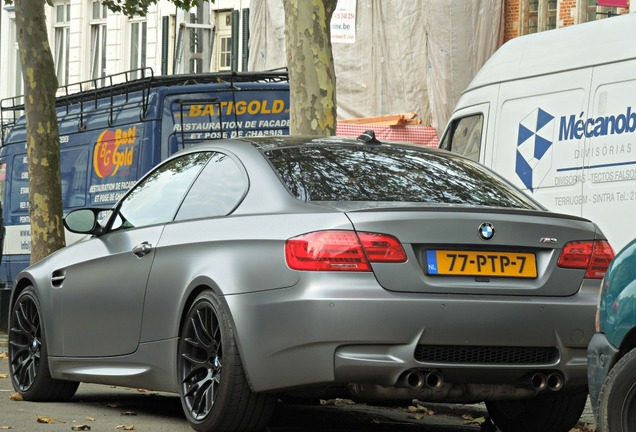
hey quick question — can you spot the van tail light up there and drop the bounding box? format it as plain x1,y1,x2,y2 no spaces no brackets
557,240,615,279
285,230,407,271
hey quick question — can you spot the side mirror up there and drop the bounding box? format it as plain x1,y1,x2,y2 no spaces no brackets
63,208,105,235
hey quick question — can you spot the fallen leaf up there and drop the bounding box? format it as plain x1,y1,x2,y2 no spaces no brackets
36,416,64,424
0,352,7,360
406,404,435,415
71,425,91,431
8,393,23,401
462,414,486,425
115,425,135,431
85,417,96,422
0,374,8,379
0,426,13,430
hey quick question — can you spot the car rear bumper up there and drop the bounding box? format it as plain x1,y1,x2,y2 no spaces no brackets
227,273,598,400
587,332,620,419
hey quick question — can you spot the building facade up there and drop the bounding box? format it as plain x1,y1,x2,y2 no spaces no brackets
0,0,633,119
0,0,251,103
503,0,631,42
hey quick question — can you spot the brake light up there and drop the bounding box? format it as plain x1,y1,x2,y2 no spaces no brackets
285,230,407,271
557,240,615,279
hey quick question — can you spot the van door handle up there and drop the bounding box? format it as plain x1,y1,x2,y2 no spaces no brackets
132,242,153,257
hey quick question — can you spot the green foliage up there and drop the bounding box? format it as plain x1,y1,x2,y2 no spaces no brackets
5,0,206,17
100,0,201,17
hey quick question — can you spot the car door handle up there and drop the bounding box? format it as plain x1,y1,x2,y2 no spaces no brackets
132,242,153,257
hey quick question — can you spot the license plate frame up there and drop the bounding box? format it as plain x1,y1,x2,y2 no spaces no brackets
426,250,537,278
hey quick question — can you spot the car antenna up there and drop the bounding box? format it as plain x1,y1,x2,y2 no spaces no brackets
357,129,382,145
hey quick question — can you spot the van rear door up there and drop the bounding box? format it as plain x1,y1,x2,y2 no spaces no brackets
583,59,636,251
490,69,592,219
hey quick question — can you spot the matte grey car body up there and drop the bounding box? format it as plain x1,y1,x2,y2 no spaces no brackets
8,136,614,432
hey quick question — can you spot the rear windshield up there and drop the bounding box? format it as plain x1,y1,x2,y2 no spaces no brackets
265,144,539,209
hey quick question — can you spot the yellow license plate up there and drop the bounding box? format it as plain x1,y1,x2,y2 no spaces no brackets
426,250,537,278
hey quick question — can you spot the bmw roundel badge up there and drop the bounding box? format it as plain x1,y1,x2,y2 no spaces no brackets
478,223,495,240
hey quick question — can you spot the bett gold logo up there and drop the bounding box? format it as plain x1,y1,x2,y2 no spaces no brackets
93,126,137,178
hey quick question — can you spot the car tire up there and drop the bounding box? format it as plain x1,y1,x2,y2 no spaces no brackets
178,291,276,432
485,391,587,432
8,286,79,401
597,347,636,432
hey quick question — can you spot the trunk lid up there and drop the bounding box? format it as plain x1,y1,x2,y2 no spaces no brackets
345,206,602,297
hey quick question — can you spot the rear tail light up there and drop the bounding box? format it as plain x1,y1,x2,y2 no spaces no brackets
285,230,407,271
557,240,615,279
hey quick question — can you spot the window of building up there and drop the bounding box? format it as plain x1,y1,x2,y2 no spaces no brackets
90,0,108,85
214,11,233,71
525,0,557,34
130,19,147,79
219,36,232,70
7,15,23,97
584,0,620,22
54,1,71,86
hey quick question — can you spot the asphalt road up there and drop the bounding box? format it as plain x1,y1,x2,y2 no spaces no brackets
0,333,597,432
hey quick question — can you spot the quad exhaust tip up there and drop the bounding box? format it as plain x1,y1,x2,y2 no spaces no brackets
528,372,564,392
399,370,444,390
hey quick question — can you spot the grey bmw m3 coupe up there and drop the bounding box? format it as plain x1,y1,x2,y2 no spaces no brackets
8,134,614,432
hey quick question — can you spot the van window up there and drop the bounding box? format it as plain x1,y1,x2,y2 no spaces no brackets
61,148,89,208
440,114,483,162
0,162,5,206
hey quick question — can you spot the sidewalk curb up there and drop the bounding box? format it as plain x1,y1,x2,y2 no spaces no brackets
0,332,7,352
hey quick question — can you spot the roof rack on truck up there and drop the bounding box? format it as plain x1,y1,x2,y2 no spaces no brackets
0,67,289,146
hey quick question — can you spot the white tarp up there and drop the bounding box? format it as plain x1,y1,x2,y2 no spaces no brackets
248,0,503,136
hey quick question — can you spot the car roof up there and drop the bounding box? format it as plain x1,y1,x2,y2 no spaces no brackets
179,134,444,155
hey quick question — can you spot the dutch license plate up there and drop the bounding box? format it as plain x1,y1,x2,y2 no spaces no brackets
426,250,537,278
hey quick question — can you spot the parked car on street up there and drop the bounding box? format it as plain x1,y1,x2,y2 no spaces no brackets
588,239,636,432
8,134,614,432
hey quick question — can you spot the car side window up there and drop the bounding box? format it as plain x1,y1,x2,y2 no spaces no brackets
175,152,247,221
114,152,212,230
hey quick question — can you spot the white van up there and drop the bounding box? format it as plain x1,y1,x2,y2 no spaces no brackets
439,13,636,252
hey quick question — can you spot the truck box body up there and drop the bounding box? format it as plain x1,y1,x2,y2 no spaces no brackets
0,69,289,329
439,13,636,253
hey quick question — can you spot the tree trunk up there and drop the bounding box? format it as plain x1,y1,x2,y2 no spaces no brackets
14,0,66,264
283,0,338,135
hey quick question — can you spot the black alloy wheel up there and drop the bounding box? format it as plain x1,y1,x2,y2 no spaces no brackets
9,287,78,401
178,291,275,432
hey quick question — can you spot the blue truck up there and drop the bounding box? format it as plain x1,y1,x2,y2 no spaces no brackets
0,68,290,330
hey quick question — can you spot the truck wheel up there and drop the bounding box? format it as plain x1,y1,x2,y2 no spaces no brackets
486,391,587,432
598,348,636,432
9,287,79,401
178,291,276,432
